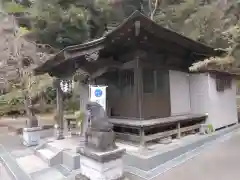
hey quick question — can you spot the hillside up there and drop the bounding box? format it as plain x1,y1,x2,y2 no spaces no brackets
0,0,239,115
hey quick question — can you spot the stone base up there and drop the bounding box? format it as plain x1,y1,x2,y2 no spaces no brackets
77,148,125,180
159,136,172,144
85,128,115,151
54,125,65,140
23,127,41,147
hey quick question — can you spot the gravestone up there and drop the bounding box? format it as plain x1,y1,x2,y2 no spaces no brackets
76,102,125,180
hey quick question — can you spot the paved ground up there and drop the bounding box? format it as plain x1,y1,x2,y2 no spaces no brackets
156,130,240,180
0,162,12,180
0,115,55,131
1,122,240,180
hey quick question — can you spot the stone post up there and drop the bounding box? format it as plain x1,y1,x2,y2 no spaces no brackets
22,87,41,146
55,78,65,140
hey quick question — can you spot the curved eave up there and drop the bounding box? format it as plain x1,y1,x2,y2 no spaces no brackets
33,37,105,76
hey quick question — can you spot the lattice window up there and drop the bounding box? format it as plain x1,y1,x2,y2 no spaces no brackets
143,69,169,94
119,70,134,94
216,75,232,92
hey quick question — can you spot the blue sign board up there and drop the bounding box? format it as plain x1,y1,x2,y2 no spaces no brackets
94,88,103,97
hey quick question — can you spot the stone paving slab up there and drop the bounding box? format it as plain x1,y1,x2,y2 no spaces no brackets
31,167,65,180
11,148,34,158
17,155,49,174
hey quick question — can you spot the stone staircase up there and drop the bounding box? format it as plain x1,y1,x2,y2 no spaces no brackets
9,139,82,180
35,143,62,167
34,141,81,171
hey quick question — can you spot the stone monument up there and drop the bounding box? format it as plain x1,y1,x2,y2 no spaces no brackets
76,102,126,180
23,103,41,146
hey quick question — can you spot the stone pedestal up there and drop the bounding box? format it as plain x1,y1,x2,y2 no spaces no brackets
23,127,41,146
54,124,65,140
77,148,125,180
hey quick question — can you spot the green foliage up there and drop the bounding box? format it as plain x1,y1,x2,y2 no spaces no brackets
74,110,85,127
2,0,112,49
0,90,25,116
64,98,80,113
0,73,55,116
28,1,89,48
3,1,27,13
207,124,214,133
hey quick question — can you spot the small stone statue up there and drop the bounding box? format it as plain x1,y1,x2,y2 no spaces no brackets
85,101,116,152
86,101,113,131
27,103,39,128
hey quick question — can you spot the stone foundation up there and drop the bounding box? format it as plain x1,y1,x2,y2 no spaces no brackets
77,148,125,180
23,127,41,146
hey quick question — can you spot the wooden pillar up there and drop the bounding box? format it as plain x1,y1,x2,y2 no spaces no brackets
139,127,146,150
56,78,64,140
177,122,181,139
79,83,89,136
134,54,143,119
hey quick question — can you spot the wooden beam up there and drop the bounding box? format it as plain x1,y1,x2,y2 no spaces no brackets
177,122,181,139
145,129,178,141
180,124,200,133
115,132,141,142
144,124,201,142
64,44,104,60
121,60,136,69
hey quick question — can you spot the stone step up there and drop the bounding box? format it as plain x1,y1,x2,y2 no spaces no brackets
46,142,62,153
53,164,72,177
14,154,71,180
62,150,80,171
35,148,62,167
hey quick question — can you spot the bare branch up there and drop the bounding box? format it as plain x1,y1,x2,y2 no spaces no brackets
151,0,160,20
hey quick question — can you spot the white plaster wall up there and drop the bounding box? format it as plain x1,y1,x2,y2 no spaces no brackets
207,74,238,129
189,73,209,115
169,70,191,115
189,73,238,130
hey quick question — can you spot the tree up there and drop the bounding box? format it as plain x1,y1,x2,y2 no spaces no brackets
0,12,54,118
2,0,113,49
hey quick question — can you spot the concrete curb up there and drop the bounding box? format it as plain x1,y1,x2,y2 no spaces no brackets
124,125,240,180
0,145,32,180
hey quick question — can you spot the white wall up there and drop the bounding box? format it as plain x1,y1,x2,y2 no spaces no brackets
189,73,209,114
189,73,238,130
169,70,191,115
207,75,238,129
